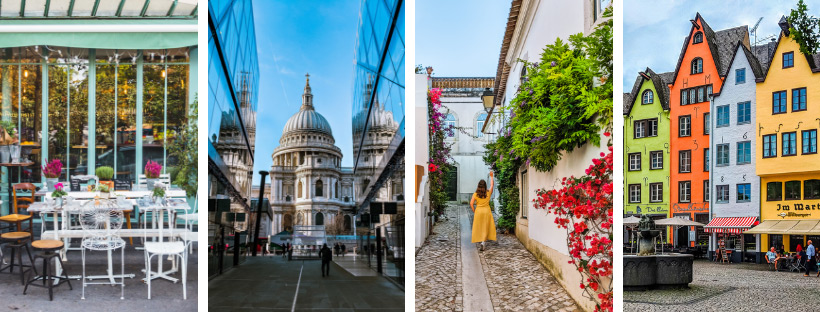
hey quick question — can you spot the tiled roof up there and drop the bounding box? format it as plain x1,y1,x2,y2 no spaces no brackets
671,13,749,83
751,40,777,74
624,68,672,115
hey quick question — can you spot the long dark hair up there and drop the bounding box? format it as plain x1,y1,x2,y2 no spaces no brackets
476,179,487,199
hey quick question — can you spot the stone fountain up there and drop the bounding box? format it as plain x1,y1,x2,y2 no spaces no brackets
623,215,693,290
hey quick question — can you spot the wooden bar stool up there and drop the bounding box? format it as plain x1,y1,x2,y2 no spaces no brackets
0,183,36,234
24,239,72,301
0,231,35,285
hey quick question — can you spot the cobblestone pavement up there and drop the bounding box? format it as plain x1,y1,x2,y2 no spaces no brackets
416,203,580,312
625,259,820,311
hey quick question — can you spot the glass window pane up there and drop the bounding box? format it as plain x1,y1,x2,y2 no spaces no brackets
143,64,165,172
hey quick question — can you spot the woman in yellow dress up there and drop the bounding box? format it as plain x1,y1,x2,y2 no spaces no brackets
470,171,497,251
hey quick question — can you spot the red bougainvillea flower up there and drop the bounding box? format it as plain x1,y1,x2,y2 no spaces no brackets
428,163,438,172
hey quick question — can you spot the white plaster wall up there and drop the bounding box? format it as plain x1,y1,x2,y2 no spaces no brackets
441,96,493,200
712,47,760,218
415,74,431,246
503,0,586,256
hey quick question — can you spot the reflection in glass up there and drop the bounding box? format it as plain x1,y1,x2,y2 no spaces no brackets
142,64,165,171
69,62,89,178
48,64,68,180
117,64,137,180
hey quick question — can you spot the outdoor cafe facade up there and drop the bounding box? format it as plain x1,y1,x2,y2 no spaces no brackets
0,5,198,215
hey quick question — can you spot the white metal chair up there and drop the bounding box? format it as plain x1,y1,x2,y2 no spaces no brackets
174,195,197,254
142,198,187,300
79,199,126,300
136,174,171,189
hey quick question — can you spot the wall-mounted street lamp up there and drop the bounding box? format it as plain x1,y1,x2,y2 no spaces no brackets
482,87,494,113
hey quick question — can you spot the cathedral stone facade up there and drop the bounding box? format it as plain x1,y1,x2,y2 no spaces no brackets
270,75,357,235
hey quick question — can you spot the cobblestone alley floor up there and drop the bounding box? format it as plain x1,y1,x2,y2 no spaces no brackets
625,259,820,311
415,203,580,312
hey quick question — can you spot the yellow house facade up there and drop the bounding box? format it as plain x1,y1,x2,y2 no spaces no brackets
751,22,820,253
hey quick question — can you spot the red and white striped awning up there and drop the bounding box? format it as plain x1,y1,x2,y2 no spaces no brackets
704,217,759,234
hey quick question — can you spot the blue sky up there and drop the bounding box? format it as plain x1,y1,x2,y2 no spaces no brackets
251,0,360,185
416,0,511,77
623,0,815,90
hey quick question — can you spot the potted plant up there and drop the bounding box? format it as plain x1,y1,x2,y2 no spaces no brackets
52,182,68,207
42,159,63,191
96,166,115,190
144,160,162,189
97,183,111,199
0,120,18,163
152,183,166,204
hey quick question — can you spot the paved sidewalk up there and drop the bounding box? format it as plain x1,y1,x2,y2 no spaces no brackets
625,259,820,311
209,255,404,311
416,203,580,312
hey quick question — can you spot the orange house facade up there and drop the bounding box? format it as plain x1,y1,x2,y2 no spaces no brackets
669,14,746,247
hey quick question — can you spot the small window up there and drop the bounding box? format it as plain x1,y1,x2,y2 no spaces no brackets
444,114,457,137
679,115,691,137
315,180,324,197
679,150,691,173
693,32,703,44
805,179,820,200
803,130,817,154
773,91,787,114
704,148,710,172
783,52,794,68
785,180,801,200
650,151,663,169
736,68,746,84
737,141,751,164
763,134,777,158
767,182,783,201
704,180,710,202
704,113,710,135
629,184,641,203
650,183,663,203
716,105,730,127
642,90,654,104
716,144,730,166
782,132,797,156
691,57,703,74
476,113,487,138
628,153,641,171
792,88,807,112
737,184,752,202
634,120,646,139
679,181,691,203
633,119,658,139
716,185,730,203
737,101,751,124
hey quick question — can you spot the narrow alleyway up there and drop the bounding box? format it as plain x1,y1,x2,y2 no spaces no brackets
416,203,581,311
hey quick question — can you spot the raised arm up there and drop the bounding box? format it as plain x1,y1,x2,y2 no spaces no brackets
488,171,495,197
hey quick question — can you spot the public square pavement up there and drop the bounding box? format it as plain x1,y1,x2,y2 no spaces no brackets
208,255,404,311
415,203,580,312
0,239,198,311
625,259,820,311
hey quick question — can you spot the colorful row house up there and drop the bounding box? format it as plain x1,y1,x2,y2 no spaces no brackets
745,18,820,259
623,69,672,244
704,40,771,262
624,14,820,263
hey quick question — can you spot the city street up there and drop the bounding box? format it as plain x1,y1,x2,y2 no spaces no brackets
209,255,404,311
415,204,580,311
625,260,820,311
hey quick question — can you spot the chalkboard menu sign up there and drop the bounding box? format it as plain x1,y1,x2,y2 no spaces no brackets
113,179,131,191
70,179,82,192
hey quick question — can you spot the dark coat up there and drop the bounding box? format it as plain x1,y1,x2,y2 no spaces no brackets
320,246,332,262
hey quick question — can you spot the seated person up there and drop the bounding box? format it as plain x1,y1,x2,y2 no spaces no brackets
766,247,781,270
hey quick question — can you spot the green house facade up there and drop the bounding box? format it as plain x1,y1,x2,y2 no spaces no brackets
623,68,673,219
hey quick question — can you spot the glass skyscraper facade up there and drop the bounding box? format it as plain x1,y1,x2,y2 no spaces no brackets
208,0,259,277
351,0,405,287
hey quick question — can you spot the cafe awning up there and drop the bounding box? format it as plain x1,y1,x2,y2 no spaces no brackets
704,217,758,234
744,220,820,235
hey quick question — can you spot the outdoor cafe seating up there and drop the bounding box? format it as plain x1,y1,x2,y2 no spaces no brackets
0,178,197,300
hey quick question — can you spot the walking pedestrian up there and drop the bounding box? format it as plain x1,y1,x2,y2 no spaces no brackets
341,243,346,257
805,240,815,276
334,243,340,256
282,243,287,258
320,243,332,277
470,171,497,251
288,243,293,261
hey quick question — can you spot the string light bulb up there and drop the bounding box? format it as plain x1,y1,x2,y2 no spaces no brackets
161,70,166,78
24,70,28,78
